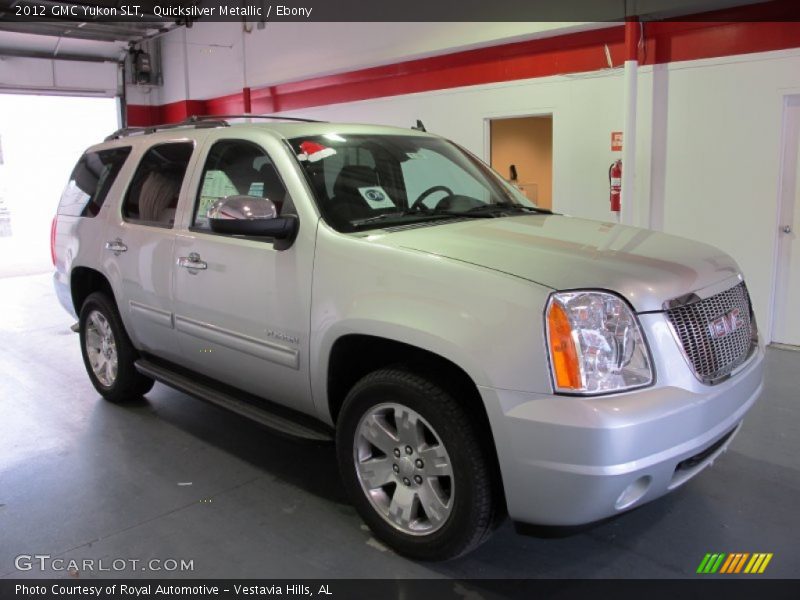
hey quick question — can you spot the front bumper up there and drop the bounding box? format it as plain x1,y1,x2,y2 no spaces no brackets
481,342,764,526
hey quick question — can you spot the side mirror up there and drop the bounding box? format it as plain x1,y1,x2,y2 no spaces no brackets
208,196,298,244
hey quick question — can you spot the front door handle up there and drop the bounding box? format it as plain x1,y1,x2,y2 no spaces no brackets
177,252,207,272
783,225,793,234
105,239,127,255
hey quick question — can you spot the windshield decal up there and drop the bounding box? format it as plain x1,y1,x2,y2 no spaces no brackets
297,140,336,163
358,186,396,209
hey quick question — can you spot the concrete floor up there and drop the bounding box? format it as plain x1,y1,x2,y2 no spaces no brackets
1,273,798,580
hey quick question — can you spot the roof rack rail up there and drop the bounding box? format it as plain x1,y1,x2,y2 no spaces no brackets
105,114,325,141
105,116,228,141
187,114,326,123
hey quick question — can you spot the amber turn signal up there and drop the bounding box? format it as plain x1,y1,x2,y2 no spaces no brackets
547,300,582,390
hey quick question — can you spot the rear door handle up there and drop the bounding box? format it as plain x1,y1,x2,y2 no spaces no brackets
105,239,127,255
177,252,207,272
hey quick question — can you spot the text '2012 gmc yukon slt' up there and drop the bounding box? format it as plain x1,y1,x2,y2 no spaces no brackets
52,117,764,560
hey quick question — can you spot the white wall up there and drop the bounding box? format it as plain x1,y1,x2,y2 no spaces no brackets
155,21,603,105
274,49,800,336
646,50,800,336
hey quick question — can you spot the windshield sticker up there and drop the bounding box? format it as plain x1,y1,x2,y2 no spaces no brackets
248,182,264,197
297,140,336,163
358,186,396,209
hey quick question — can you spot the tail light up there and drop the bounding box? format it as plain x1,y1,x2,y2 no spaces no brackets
50,216,58,266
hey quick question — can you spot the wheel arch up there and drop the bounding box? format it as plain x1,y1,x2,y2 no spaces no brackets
325,333,506,511
70,266,116,314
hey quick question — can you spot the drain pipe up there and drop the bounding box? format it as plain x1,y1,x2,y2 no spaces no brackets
621,17,639,226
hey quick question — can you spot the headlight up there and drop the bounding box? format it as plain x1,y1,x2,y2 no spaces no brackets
545,291,653,394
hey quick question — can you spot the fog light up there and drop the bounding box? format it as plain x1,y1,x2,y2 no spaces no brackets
615,476,652,510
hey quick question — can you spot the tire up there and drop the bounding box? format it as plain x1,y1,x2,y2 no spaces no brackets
336,367,498,560
78,291,154,403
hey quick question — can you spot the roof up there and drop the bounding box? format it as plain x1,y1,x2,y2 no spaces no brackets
230,121,433,139
102,116,433,143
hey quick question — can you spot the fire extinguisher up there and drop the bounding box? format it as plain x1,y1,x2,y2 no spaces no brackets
609,159,622,212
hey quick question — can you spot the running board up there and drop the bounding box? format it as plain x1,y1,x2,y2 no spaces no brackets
134,358,333,442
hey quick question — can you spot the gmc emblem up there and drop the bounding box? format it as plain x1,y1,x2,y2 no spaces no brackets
708,308,743,339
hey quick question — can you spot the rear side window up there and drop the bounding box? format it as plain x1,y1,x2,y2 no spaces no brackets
122,142,193,228
58,147,131,217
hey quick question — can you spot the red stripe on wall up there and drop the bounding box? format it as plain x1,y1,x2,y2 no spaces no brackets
126,19,800,127
127,100,205,127
646,20,800,64
204,91,246,115
159,99,206,123
126,103,161,127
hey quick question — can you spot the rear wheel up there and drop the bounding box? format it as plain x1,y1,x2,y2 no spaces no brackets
336,368,498,560
79,292,153,403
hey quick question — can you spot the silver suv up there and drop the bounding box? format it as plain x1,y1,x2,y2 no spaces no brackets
53,116,764,560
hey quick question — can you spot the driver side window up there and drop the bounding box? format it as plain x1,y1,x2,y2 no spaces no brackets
193,140,289,231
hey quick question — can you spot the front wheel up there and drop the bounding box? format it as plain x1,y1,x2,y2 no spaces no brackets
336,368,498,560
79,292,154,403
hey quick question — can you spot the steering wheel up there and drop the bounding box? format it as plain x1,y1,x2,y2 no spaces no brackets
411,185,454,211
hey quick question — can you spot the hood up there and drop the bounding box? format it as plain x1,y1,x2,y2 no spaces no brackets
372,214,740,312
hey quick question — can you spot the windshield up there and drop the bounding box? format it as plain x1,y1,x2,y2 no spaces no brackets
288,134,545,232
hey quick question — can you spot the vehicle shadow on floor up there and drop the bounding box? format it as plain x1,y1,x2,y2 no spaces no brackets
117,384,349,505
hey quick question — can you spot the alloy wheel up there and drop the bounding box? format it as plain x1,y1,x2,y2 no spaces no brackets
84,310,118,387
354,402,454,536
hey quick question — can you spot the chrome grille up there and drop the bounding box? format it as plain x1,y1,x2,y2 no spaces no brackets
665,282,756,384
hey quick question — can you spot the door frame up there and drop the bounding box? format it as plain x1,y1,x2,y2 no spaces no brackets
769,89,800,344
482,108,556,164
482,109,556,208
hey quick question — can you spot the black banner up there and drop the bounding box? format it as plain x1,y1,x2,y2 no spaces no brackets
1,0,800,23
2,579,800,600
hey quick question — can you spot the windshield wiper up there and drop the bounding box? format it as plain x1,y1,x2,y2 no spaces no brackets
351,202,551,228
351,209,463,227
464,202,552,215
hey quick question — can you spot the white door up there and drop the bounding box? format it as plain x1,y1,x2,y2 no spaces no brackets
772,95,800,346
